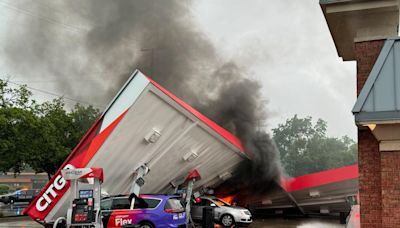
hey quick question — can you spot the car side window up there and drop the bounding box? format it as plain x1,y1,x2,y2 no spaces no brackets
101,199,112,210
143,199,161,209
201,199,211,206
111,198,130,210
134,198,160,209
192,200,201,206
133,197,148,209
193,199,208,206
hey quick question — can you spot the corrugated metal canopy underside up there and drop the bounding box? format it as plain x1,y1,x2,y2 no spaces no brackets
254,165,358,215
39,70,248,221
93,86,247,194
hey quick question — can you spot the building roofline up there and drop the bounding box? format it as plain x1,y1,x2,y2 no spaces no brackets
352,37,400,124
352,39,395,113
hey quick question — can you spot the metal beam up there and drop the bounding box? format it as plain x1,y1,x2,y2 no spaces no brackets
326,0,398,14
257,205,295,209
298,199,346,207
284,190,305,214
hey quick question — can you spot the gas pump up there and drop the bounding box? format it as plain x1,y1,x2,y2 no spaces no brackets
61,168,104,228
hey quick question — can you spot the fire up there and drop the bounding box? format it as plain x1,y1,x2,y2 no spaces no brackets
219,195,236,205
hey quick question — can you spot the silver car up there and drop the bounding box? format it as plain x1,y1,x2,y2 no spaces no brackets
191,196,252,227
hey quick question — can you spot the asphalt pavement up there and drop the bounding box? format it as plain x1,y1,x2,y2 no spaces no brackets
0,202,28,217
0,202,344,228
0,216,344,228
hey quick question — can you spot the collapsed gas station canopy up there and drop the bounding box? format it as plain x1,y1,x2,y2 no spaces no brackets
24,70,248,223
24,69,360,224
255,164,358,215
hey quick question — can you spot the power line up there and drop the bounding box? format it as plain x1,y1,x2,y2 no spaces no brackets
12,80,58,83
4,80,104,109
0,0,88,34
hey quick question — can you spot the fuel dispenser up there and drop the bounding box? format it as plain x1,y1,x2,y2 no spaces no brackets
60,168,104,228
70,190,95,225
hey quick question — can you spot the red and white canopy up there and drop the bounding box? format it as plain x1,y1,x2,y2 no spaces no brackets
24,70,247,222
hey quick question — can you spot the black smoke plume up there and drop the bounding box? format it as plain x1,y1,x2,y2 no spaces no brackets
3,0,281,195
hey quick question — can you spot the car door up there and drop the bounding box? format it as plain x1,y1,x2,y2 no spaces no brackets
19,190,31,202
106,197,152,228
108,197,131,226
101,198,113,227
191,198,210,220
209,199,223,221
26,190,36,202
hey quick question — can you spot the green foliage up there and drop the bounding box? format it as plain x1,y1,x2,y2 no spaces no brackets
0,79,99,178
272,115,357,177
0,184,10,195
0,107,38,174
0,80,36,109
28,98,72,177
68,104,99,149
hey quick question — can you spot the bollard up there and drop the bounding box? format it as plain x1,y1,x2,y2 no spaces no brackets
202,206,214,228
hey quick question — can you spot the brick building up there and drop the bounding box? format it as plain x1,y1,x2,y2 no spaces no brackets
0,171,47,191
320,0,400,227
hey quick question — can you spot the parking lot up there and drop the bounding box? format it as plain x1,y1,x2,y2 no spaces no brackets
0,202,344,227
0,217,344,228
0,202,27,217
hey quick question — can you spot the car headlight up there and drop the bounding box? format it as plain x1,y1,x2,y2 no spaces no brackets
241,210,251,216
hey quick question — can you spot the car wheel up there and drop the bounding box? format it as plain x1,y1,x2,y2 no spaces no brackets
139,222,154,228
220,214,234,227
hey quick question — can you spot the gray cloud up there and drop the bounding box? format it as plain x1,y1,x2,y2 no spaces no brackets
1,0,282,194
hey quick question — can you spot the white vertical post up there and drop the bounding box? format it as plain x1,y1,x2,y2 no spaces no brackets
129,164,150,209
185,179,195,227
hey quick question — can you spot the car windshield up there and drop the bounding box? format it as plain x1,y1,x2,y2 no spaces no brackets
213,198,230,206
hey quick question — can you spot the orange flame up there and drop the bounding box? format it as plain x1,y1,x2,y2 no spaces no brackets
219,195,236,205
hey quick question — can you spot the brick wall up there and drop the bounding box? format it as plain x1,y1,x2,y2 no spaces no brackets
381,152,400,227
354,40,384,228
354,40,385,95
358,130,381,227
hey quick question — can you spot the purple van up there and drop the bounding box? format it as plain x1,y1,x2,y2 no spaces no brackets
101,194,186,228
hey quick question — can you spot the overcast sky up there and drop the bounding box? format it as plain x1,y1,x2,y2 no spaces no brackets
0,0,357,139
191,0,357,139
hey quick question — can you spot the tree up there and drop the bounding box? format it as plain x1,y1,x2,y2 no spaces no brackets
0,79,100,178
272,115,357,177
67,104,99,149
0,184,9,194
27,98,73,179
0,80,38,174
0,80,36,109
27,100,99,179
0,107,38,174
